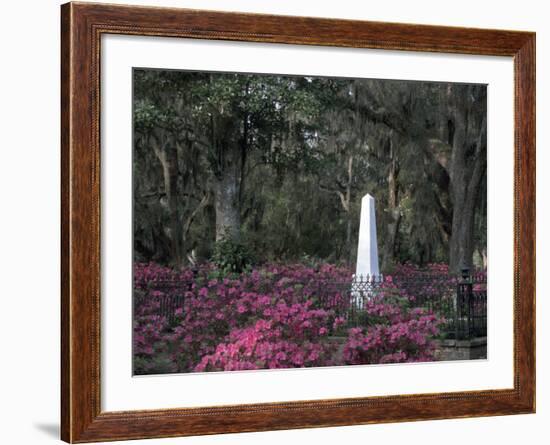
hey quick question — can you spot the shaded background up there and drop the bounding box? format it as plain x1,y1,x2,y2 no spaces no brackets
134,71,487,273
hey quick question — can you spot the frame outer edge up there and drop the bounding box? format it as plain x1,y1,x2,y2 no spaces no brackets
515,33,536,412
60,2,72,442
60,2,536,442
62,2,101,442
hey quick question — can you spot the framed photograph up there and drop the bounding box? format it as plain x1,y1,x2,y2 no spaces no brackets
61,2,535,442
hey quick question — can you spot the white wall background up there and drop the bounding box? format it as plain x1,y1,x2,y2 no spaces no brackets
0,1,546,444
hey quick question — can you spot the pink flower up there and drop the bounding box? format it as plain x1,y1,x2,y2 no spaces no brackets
134,260,445,374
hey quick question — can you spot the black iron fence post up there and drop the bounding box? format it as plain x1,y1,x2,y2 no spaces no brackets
457,267,473,339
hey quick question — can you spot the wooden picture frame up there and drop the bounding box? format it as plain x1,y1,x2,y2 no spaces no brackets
61,1,535,442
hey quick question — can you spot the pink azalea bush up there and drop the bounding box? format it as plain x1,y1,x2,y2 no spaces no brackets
342,300,442,364
133,262,445,374
195,302,337,372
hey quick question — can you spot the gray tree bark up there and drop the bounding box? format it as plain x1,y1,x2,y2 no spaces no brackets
210,113,243,242
214,162,241,242
446,86,487,273
150,133,183,266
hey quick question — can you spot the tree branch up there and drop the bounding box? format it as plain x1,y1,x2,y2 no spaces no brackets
183,192,211,239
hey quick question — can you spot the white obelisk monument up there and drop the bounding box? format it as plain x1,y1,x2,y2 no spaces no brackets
355,193,380,280
353,194,380,308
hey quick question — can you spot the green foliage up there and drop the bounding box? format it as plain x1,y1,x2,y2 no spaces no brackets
211,235,254,275
132,68,486,270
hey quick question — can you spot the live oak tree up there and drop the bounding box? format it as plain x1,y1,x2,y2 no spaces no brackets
134,70,211,266
442,84,487,272
191,73,322,243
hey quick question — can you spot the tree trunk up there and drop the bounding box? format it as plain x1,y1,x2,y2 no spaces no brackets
447,86,486,273
163,145,183,265
344,155,353,264
214,161,241,241
383,209,401,271
208,108,245,243
448,150,485,273
449,188,477,273
151,134,183,266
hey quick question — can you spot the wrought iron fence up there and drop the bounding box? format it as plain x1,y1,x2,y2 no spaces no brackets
134,269,487,340
294,269,486,339
455,271,487,339
134,278,189,325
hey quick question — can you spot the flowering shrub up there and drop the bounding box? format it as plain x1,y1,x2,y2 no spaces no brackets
342,296,442,364
195,302,336,372
133,262,445,374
